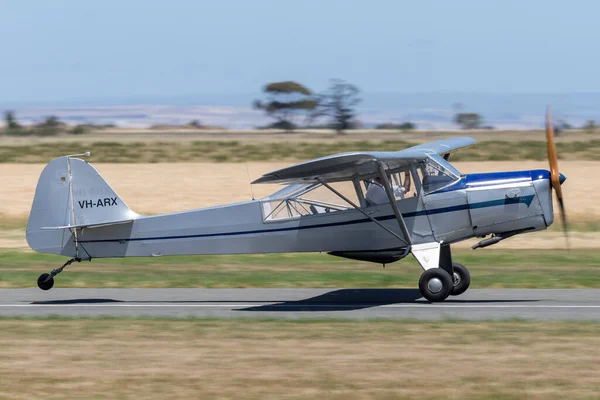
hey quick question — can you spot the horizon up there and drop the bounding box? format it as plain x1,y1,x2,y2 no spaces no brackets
2,91,599,130
4,90,600,108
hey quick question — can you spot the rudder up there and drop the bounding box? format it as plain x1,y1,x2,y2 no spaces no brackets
26,156,136,255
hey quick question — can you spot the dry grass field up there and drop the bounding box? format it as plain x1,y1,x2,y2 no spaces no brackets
2,160,598,218
0,319,598,400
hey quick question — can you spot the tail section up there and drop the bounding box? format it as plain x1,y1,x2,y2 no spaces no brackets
26,156,137,255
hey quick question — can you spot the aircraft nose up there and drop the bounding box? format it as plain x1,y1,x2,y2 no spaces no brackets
559,173,567,185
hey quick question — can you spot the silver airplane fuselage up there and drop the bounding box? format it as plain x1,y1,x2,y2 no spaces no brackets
26,156,557,262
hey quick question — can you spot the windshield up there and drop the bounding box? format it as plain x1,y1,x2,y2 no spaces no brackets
421,155,461,194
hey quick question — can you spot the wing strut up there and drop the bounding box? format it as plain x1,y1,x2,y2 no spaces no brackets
317,179,410,247
377,161,413,246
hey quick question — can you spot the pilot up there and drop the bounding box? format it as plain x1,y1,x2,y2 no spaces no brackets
365,172,411,205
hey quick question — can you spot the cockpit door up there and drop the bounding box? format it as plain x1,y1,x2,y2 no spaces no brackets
423,189,472,243
418,157,474,243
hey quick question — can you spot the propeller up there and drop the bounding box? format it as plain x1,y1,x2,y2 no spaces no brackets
545,107,569,247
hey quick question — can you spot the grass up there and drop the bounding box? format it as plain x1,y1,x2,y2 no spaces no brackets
0,215,26,230
0,318,598,399
1,249,599,289
2,139,600,162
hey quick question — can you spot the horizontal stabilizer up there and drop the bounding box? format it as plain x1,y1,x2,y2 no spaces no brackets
40,219,134,230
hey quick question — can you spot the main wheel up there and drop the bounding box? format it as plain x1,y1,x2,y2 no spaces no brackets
37,273,54,291
418,268,453,302
450,262,470,296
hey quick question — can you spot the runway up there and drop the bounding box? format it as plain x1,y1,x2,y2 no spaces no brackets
0,288,599,320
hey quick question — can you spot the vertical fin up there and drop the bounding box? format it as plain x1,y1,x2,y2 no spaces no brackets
27,156,136,255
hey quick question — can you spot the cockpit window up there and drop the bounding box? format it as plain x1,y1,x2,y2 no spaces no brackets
261,182,356,221
421,155,461,194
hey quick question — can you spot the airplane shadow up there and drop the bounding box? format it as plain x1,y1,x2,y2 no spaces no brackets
240,289,423,312
31,298,124,305
30,289,539,311
30,299,292,305
239,288,539,312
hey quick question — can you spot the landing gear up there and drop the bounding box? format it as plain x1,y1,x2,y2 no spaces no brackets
37,258,81,291
37,273,54,291
450,262,470,296
413,243,471,301
418,268,453,302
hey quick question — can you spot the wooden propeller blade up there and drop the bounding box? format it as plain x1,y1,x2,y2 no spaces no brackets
545,107,562,197
545,107,569,248
557,195,569,248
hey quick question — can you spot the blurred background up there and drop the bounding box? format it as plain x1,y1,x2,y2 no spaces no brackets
0,1,599,399
1,0,600,130
1,0,598,234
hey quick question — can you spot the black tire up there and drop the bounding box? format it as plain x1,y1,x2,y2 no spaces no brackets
450,262,470,296
418,268,453,302
37,273,54,291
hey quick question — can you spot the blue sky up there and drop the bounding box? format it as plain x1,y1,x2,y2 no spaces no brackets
0,0,598,103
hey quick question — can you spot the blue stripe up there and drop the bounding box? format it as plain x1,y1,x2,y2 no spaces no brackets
79,195,535,244
467,170,549,184
435,169,550,194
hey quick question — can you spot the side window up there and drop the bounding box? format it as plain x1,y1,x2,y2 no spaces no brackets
362,170,416,207
261,182,358,221
408,166,426,198
389,171,416,200
301,181,359,208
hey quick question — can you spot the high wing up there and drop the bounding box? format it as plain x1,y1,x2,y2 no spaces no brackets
252,137,476,185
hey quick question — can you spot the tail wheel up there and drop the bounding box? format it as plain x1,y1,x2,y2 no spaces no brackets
37,273,54,291
450,262,470,296
418,268,453,302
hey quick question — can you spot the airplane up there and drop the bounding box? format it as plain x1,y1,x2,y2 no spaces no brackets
26,109,567,302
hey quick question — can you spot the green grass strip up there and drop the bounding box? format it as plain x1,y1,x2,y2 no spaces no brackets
0,249,598,288
2,140,600,162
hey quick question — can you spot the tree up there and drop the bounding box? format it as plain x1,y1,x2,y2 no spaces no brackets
313,79,361,134
454,113,483,130
398,122,416,130
554,119,573,137
46,116,61,126
70,125,88,135
187,119,203,128
556,120,572,130
375,122,416,130
35,115,65,136
583,120,597,133
253,81,317,131
4,110,21,130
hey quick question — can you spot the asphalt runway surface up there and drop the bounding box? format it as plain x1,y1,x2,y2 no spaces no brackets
0,288,599,320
